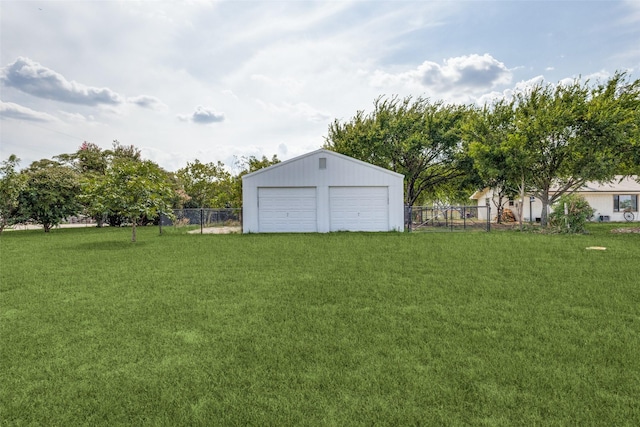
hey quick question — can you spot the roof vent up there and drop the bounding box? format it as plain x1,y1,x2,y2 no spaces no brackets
319,157,327,169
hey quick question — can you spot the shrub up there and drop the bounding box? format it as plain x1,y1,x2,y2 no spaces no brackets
549,194,595,233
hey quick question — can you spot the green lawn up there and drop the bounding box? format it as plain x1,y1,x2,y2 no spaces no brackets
1,225,639,425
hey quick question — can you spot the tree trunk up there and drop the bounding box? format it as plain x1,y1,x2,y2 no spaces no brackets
131,221,137,242
539,192,551,227
495,194,503,224
43,223,51,233
518,184,526,231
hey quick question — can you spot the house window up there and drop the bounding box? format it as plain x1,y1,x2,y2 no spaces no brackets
319,158,327,169
613,195,638,212
508,199,515,207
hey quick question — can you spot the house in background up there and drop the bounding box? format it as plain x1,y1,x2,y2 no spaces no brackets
242,149,404,233
470,176,640,223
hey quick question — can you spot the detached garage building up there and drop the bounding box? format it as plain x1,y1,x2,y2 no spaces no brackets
242,149,404,233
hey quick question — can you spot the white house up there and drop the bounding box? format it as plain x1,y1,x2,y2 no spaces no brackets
242,149,405,233
470,176,640,223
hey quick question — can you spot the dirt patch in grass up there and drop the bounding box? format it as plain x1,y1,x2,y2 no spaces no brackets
610,227,640,234
188,226,241,234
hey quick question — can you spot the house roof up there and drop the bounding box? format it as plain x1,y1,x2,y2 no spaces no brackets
576,176,640,192
241,148,404,180
470,175,640,200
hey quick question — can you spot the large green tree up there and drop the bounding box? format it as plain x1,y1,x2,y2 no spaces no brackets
465,99,534,226
17,159,81,232
513,73,640,226
81,158,175,242
587,73,640,178
0,154,26,233
324,95,472,206
176,160,234,208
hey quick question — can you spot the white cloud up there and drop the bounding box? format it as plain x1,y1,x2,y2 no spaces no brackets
0,100,58,122
251,74,305,95
221,89,239,100
622,0,640,24
127,95,167,110
57,110,93,123
256,100,331,123
1,57,124,106
178,105,225,124
370,54,512,95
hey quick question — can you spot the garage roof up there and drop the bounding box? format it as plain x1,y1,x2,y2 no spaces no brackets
242,149,404,180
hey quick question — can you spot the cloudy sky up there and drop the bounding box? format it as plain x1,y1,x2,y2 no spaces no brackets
1,0,639,172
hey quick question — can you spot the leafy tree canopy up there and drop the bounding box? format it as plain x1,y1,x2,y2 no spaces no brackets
466,72,640,226
81,157,175,242
324,95,474,206
176,159,233,208
17,159,81,232
512,72,640,225
0,154,26,233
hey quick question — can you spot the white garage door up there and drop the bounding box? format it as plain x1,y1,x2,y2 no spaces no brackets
330,186,389,232
258,187,317,232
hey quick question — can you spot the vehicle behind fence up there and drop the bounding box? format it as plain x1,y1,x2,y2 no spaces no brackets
161,208,242,232
405,205,491,232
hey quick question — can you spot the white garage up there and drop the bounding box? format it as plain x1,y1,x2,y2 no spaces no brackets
242,149,404,233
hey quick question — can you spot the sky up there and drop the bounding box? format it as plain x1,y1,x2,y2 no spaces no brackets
1,0,639,173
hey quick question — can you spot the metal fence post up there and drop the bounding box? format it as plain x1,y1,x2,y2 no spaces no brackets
463,207,466,230
200,208,204,234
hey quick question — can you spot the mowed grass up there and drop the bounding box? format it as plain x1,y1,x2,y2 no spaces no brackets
1,225,639,426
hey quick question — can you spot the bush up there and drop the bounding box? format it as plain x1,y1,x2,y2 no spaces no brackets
549,194,595,234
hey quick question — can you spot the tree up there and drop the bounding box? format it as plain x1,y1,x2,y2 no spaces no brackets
587,73,640,178
465,101,517,223
106,140,142,161
17,160,81,232
324,95,471,206
236,154,281,174
465,99,534,226
81,158,175,242
0,155,26,233
176,160,234,208
229,154,281,208
513,73,640,226
55,141,108,175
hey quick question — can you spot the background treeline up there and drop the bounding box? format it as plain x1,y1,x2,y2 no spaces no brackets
1,72,639,234
0,141,280,239
325,72,639,226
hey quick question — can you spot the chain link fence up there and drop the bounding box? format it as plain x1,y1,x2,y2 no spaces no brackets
160,208,242,233
405,205,491,232
160,206,489,233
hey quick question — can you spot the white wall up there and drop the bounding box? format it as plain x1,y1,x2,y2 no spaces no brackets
242,149,404,233
473,178,640,223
